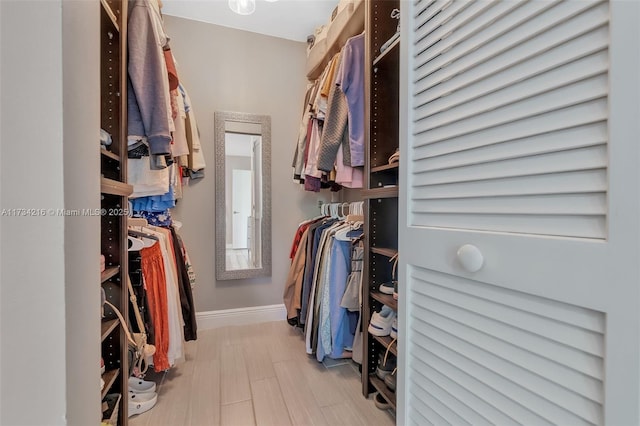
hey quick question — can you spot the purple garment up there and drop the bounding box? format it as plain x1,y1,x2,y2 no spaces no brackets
336,34,365,167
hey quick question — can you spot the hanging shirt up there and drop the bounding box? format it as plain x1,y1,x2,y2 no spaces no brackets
336,33,365,167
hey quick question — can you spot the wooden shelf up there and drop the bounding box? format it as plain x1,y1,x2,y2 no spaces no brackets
371,247,397,258
306,0,365,79
373,36,400,66
371,334,397,356
101,318,120,342
101,368,120,400
371,291,397,311
362,186,398,199
371,163,399,173
100,0,119,32
101,148,120,162
101,266,120,283
370,374,396,410
101,177,133,197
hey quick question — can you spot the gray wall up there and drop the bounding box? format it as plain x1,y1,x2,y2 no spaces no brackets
1,1,100,424
165,16,324,312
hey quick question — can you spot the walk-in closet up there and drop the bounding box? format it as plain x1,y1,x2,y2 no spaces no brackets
2,0,640,425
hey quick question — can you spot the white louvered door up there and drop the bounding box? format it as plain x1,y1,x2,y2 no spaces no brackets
397,1,640,425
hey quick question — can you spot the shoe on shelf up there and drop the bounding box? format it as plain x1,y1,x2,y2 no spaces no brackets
368,305,396,337
100,357,105,375
128,391,157,417
379,281,394,295
390,318,397,340
393,280,398,300
385,367,397,392
374,392,391,410
375,352,397,380
128,376,156,394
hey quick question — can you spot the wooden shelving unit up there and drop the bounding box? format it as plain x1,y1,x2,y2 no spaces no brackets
371,163,399,173
370,375,396,410
370,247,397,258
362,186,399,199
362,0,400,411
101,148,121,162
101,368,121,400
101,319,121,342
372,334,397,356
100,0,129,423
101,266,121,283
101,177,133,197
371,291,397,312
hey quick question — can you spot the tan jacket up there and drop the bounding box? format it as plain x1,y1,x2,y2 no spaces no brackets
283,228,309,320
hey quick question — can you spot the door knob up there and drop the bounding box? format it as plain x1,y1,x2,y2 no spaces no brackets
457,244,484,272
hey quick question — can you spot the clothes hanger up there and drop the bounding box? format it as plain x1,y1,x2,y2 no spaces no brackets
127,235,145,252
339,202,349,220
128,229,158,248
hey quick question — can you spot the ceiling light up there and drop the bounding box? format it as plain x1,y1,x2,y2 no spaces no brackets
229,0,255,15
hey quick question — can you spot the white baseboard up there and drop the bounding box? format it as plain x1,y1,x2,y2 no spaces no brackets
196,304,287,330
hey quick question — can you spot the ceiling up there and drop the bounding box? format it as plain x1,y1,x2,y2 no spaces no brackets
161,0,339,42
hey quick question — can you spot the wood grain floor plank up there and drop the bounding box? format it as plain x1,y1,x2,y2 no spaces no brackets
133,322,390,426
221,344,252,404
250,377,292,426
321,402,369,426
298,357,351,407
141,366,191,425
273,361,329,426
242,336,276,381
221,400,256,426
188,360,221,426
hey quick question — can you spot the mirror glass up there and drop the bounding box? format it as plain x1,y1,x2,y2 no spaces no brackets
215,111,271,280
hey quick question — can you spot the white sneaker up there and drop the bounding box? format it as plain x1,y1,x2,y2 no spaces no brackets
128,391,157,417
128,377,156,394
368,305,396,336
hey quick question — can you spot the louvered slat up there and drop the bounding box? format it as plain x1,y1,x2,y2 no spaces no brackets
410,355,523,425
412,286,604,380
412,193,605,216
411,377,475,425
411,323,599,425
415,39,608,115
413,145,607,185
414,2,605,86
410,335,555,425
412,302,604,404
413,267,605,333
407,265,606,424
415,53,608,128
412,169,606,200
413,0,473,45
412,279,604,356
413,123,607,169
411,369,493,425
414,0,453,31
412,213,605,239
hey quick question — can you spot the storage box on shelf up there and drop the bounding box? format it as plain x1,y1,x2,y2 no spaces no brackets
306,0,365,79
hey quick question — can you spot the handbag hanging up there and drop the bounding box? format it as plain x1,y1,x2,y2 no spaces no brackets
103,275,156,376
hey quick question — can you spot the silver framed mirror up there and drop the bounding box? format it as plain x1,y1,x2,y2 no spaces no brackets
214,111,271,280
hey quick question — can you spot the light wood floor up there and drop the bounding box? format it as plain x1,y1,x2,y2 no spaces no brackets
129,321,395,426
